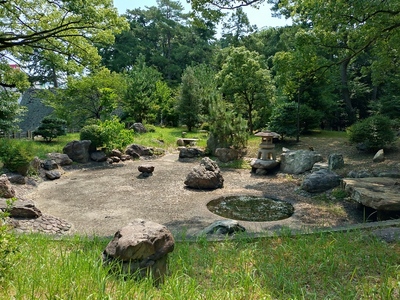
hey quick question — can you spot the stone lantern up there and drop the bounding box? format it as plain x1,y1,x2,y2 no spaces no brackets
255,131,278,161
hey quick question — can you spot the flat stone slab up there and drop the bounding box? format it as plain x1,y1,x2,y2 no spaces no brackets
342,177,400,211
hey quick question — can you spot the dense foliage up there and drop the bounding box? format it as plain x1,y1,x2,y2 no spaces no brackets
1,0,399,149
33,116,67,142
347,115,396,151
80,118,134,152
0,139,35,175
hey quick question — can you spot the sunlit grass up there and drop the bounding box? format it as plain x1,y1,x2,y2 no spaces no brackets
1,230,400,299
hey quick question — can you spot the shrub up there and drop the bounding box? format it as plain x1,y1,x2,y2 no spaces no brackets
33,116,67,142
99,117,135,151
80,124,106,152
347,115,396,151
268,102,322,139
80,118,135,152
207,97,248,153
0,139,35,175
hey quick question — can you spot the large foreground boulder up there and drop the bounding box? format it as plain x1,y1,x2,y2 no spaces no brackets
184,157,224,189
102,219,175,284
280,150,323,174
63,140,91,163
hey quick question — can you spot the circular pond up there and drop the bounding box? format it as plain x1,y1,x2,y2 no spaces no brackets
207,195,294,222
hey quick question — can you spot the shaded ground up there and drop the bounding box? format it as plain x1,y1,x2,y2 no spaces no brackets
14,135,400,238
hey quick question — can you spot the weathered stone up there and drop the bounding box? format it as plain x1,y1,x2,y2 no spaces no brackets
30,157,41,173
280,150,323,174
0,174,15,198
90,151,107,162
120,154,131,161
301,169,341,193
125,144,154,157
328,153,344,170
343,177,400,211
6,174,27,184
347,170,373,178
255,168,269,175
373,149,385,163
110,156,121,163
184,157,224,189
110,149,123,158
312,162,329,172
45,170,61,180
102,219,174,284
200,220,246,235
215,148,239,163
178,147,204,159
46,153,73,166
372,227,400,243
63,140,91,163
131,123,147,133
41,159,59,171
176,139,185,146
0,199,42,218
250,159,279,170
138,165,155,174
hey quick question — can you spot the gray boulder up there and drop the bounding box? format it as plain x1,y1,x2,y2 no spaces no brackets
46,153,73,166
90,151,107,162
45,170,62,180
184,157,224,189
250,159,279,170
132,123,147,133
373,149,385,163
215,148,239,163
102,219,174,284
200,220,246,236
179,147,204,159
0,174,15,198
328,153,344,170
301,169,341,193
63,140,91,163
41,159,59,171
280,150,323,174
125,144,154,158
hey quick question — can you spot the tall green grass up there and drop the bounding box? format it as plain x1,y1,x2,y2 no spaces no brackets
1,230,399,299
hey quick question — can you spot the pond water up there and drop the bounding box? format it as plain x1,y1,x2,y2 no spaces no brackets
207,195,294,222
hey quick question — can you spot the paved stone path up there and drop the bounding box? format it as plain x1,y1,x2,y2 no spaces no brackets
11,214,72,235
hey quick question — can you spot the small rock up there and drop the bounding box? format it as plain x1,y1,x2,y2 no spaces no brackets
45,170,61,180
0,174,15,198
373,149,385,163
138,165,155,173
200,220,246,236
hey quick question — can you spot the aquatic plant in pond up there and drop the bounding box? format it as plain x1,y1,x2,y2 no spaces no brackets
207,195,294,222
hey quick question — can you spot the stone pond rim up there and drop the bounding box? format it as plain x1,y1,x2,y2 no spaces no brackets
206,195,295,222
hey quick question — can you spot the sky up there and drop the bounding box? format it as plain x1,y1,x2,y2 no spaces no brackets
112,0,292,30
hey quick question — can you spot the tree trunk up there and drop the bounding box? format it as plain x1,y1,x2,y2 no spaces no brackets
340,59,356,124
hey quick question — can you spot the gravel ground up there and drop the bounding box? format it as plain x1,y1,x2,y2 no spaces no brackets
19,149,365,238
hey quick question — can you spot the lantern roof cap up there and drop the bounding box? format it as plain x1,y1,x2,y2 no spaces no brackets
255,131,279,138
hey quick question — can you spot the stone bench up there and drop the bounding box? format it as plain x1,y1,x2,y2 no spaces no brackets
177,138,199,146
